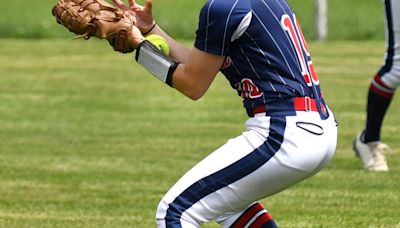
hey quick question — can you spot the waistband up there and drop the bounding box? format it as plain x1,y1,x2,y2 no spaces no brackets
247,97,327,117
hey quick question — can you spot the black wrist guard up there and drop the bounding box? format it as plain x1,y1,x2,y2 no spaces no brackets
135,40,178,87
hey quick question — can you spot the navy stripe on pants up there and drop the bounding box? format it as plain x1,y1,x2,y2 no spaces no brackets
165,117,286,227
378,0,395,76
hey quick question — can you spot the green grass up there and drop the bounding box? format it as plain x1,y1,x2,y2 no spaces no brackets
0,39,399,227
0,0,385,40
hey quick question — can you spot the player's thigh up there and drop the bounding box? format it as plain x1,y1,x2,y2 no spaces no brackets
217,114,337,204
381,0,400,87
156,129,268,225
276,111,337,173
156,113,337,225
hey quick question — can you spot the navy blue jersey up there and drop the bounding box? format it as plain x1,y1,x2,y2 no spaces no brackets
195,0,324,113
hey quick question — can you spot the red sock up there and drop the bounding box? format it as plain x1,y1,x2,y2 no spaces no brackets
231,203,278,228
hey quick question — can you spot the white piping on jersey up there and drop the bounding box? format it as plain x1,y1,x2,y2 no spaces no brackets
258,0,296,78
238,46,270,103
244,31,287,86
251,10,296,81
263,0,315,98
269,81,278,95
266,0,308,97
231,11,252,42
204,0,215,52
253,2,310,97
260,0,300,81
239,47,261,79
204,0,239,54
243,30,283,99
262,2,298,80
277,0,311,97
230,59,242,76
222,0,239,55
253,3,296,81
277,0,291,15
300,84,305,96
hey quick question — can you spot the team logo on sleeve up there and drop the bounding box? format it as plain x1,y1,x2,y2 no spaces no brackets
235,78,263,98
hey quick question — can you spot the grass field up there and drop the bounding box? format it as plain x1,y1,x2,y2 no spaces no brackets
0,39,399,227
0,0,384,40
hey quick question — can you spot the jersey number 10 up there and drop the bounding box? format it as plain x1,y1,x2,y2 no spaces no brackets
281,14,320,87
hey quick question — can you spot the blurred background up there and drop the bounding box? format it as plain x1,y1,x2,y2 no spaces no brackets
1,1,399,227
0,0,385,41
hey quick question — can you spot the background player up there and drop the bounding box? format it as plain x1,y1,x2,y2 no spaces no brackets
112,0,338,226
353,0,399,172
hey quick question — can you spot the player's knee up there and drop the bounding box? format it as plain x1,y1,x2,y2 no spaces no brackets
155,198,168,226
381,57,400,88
370,73,397,98
155,196,200,227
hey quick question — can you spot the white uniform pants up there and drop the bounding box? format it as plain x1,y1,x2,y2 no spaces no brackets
156,110,337,227
378,0,400,88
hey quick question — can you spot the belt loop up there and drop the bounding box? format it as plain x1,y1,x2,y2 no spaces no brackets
304,97,311,112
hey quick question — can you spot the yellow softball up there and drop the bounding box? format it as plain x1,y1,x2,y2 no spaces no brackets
145,34,170,56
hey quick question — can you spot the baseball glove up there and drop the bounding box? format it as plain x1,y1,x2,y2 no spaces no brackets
52,0,135,53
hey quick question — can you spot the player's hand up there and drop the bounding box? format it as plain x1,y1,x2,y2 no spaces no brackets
112,0,155,34
111,24,145,52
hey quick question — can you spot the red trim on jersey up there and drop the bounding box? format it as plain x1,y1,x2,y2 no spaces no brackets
231,203,266,228
250,212,274,228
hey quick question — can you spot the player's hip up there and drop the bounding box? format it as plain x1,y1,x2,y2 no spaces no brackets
245,108,338,171
246,106,337,137
155,112,337,226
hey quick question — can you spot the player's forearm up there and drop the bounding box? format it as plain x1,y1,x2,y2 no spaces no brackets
134,29,224,101
146,25,191,63
171,64,213,100
170,49,224,100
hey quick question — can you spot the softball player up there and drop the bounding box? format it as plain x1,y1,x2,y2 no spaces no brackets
113,0,338,226
353,0,400,172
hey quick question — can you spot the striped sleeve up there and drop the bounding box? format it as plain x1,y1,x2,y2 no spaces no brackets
195,0,250,56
